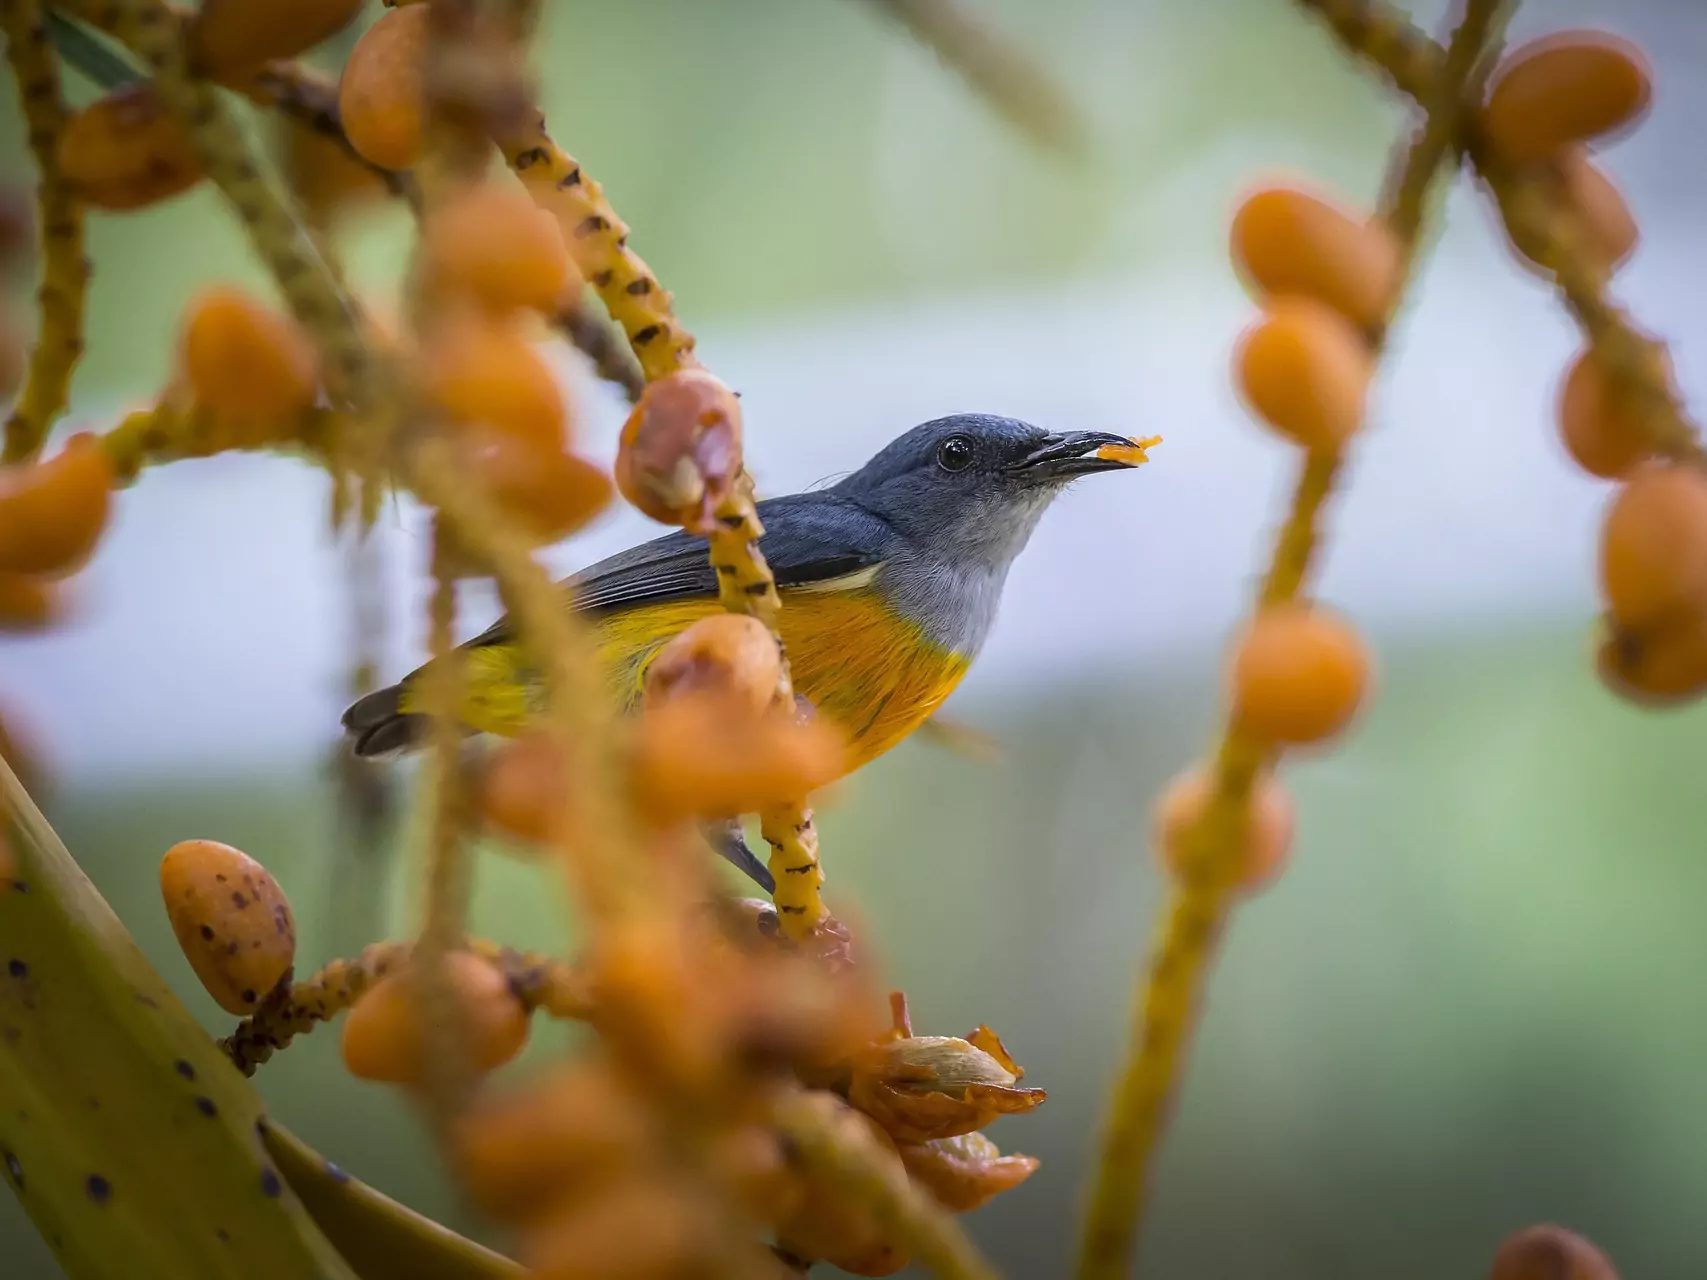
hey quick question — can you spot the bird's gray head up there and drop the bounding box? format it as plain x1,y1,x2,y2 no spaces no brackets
833,413,1143,571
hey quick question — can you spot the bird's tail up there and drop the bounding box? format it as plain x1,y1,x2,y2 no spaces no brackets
341,683,431,758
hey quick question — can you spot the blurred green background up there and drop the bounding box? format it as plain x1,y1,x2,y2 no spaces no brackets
6,0,1707,1276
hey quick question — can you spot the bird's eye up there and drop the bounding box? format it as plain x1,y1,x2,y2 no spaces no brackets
935,435,975,473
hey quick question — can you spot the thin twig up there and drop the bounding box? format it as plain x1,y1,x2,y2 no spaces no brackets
3,0,90,463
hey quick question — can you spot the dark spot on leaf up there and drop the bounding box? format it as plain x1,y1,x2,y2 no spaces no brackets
175,1060,196,1080
260,1168,281,1197
216,1229,229,1243
6,960,25,979
85,1174,111,1204
325,1162,348,1183
3,1150,21,1187
195,1097,217,1117
8,881,25,893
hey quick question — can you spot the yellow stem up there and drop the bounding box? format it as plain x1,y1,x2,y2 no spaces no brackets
2,0,89,464
497,120,699,381
1075,5,1509,1275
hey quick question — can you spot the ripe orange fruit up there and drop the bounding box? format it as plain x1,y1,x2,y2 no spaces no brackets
642,614,782,717
1484,32,1652,164
1233,297,1372,450
1558,149,1638,273
159,839,297,1016
57,84,203,211
1230,183,1400,331
1598,462,1707,629
462,430,613,545
190,0,364,85
423,183,574,315
1231,602,1371,746
615,368,744,530
0,433,115,576
340,951,530,1084
1488,1224,1619,1280
479,729,568,848
179,286,319,436
1596,612,1707,708
423,316,567,453
337,5,429,171
1154,765,1295,891
1557,346,1660,480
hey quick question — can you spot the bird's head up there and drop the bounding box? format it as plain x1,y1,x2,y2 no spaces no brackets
833,413,1153,569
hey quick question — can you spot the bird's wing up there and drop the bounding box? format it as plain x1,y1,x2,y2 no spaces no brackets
463,493,895,648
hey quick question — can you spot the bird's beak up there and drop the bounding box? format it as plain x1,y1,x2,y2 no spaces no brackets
1009,431,1158,479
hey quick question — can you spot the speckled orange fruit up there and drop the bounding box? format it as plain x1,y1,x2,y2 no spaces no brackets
340,952,529,1084
1230,602,1371,746
57,84,202,211
615,368,744,530
160,839,297,1015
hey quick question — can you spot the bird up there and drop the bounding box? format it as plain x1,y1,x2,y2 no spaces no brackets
342,413,1154,890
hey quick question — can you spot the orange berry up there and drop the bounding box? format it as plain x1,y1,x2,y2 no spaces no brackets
1234,297,1372,450
630,694,849,826
340,951,529,1084
57,84,202,212
1229,183,1400,331
276,119,390,224
455,1060,655,1223
1154,765,1294,891
776,1095,910,1278
1596,612,1707,709
462,429,613,545
1489,1224,1619,1280
642,614,782,717
423,183,574,315
159,839,297,1015
423,316,567,452
190,0,364,85
615,369,744,531
0,433,115,576
179,286,319,435
479,729,568,848
1558,149,1638,273
1485,31,1652,164
337,5,429,171
523,1179,723,1280
1231,602,1371,746
0,573,63,633
1598,462,1707,629
1557,346,1663,480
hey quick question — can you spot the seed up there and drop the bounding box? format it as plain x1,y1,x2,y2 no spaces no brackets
423,316,567,453
423,183,574,316
179,286,319,437
1233,297,1372,450
1230,602,1371,746
0,434,115,577
1154,765,1295,891
642,614,782,717
1557,345,1664,480
615,369,744,531
1598,462,1707,629
337,6,429,172
57,85,202,212
341,952,529,1084
1230,183,1399,330
1485,31,1652,164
